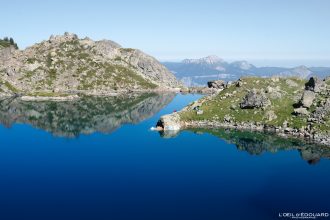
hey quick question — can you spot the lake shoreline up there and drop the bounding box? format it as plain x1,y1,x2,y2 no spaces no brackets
157,77,330,147
180,119,330,146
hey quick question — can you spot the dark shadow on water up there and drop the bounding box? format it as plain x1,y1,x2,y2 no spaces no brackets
167,128,330,165
0,93,176,137
158,130,180,139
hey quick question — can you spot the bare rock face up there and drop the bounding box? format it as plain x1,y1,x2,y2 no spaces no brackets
300,90,316,108
93,39,121,59
207,80,225,89
119,49,182,88
157,113,181,131
240,90,270,109
305,77,326,93
0,46,15,62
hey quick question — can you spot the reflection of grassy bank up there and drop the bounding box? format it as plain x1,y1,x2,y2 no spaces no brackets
186,128,330,164
26,92,71,97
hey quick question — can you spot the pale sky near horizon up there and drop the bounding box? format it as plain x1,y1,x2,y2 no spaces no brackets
1,0,330,67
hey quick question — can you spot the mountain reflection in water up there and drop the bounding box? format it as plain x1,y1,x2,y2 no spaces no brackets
0,93,175,137
186,128,330,165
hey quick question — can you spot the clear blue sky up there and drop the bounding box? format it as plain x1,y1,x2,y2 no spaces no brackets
1,0,330,66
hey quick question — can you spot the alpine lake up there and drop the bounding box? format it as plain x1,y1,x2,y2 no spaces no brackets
0,93,329,220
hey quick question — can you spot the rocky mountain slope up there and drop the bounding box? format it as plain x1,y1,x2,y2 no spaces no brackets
158,76,330,145
0,33,182,97
163,56,330,86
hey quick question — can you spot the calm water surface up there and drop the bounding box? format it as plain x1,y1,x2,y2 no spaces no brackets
0,93,329,220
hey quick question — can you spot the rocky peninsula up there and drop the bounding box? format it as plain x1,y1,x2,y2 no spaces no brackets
0,33,183,99
158,76,330,146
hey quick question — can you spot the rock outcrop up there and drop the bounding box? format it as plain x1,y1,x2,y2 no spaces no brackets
157,112,181,131
309,98,330,123
159,76,330,146
305,77,326,93
207,80,225,89
300,90,316,108
240,90,270,109
293,107,310,116
0,33,183,97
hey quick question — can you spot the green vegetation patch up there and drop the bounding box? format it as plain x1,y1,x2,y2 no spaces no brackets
27,91,70,97
120,48,135,53
0,37,18,49
78,63,157,90
2,80,19,93
180,77,308,129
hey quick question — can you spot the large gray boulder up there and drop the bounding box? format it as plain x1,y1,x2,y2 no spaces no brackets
293,107,310,116
207,80,225,89
305,77,326,93
157,112,181,131
240,90,270,109
300,90,315,108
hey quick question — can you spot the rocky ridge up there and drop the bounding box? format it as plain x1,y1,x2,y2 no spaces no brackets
0,33,182,97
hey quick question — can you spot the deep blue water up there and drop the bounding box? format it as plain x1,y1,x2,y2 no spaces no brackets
0,94,329,220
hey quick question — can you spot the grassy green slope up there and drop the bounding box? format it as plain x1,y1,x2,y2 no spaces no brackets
180,77,329,133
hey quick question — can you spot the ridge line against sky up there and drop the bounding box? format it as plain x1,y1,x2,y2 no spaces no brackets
1,0,330,67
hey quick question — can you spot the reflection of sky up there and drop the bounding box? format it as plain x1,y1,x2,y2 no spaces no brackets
0,94,329,220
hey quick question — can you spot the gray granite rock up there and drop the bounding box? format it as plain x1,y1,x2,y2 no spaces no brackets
240,90,270,109
300,90,316,108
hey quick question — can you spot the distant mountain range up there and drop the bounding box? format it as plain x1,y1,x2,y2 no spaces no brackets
163,55,330,86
